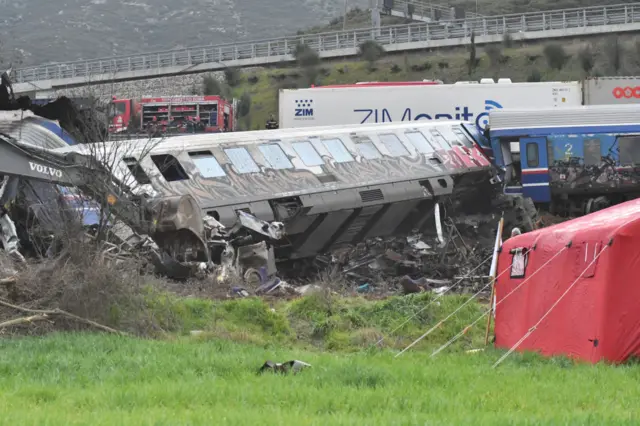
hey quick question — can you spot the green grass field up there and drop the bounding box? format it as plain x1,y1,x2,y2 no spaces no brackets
1,292,640,425
1,332,639,425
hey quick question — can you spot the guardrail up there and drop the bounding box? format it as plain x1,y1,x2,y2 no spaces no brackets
15,3,640,85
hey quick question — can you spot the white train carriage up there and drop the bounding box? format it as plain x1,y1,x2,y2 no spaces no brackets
53,121,497,260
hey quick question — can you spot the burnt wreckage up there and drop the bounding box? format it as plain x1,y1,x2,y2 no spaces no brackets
0,71,509,282
47,121,505,279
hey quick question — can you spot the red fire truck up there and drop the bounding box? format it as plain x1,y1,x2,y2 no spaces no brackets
109,95,234,134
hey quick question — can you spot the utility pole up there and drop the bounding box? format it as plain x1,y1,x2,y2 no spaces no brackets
343,0,348,30
371,0,381,34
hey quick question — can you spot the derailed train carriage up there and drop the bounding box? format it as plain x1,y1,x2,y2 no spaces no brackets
50,120,500,273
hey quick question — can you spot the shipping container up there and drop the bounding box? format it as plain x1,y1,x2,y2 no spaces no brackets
279,80,583,130
583,76,640,105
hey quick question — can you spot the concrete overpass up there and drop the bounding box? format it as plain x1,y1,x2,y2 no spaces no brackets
13,3,640,95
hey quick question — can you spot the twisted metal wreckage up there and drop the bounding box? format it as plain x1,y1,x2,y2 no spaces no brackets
0,70,537,286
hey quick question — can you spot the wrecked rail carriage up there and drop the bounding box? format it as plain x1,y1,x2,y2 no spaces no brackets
52,121,499,263
489,104,640,216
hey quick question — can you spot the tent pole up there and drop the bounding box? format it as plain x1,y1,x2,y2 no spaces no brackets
484,216,504,346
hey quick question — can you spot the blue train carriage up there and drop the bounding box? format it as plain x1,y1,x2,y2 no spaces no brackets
488,104,640,215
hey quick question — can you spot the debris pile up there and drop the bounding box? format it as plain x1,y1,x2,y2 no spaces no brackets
301,212,499,293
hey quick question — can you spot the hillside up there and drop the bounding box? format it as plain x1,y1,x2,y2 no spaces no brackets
0,0,636,67
221,34,639,130
0,0,368,66
452,0,628,16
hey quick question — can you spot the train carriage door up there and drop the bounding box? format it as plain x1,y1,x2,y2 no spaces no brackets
520,137,551,203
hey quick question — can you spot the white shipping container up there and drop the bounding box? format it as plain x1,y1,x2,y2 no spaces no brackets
279,81,582,130
583,77,640,105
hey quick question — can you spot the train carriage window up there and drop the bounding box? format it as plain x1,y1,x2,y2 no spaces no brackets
259,143,293,169
188,151,226,178
322,138,354,163
618,136,640,166
547,140,554,167
224,147,260,174
583,138,601,166
357,142,381,160
436,127,464,147
405,131,435,154
379,133,409,157
526,143,539,168
122,157,151,185
351,135,381,160
451,128,475,148
150,154,189,182
427,129,452,150
292,141,324,166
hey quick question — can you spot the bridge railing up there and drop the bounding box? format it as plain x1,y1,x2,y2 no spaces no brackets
14,3,640,84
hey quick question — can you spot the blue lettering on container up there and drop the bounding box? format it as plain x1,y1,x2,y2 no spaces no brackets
354,100,503,130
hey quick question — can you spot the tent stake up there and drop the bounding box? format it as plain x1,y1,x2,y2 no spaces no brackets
484,216,504,346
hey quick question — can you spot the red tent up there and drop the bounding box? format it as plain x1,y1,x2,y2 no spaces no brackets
495,198,640,364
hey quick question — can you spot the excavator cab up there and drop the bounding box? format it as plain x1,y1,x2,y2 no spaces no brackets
0,65,15,108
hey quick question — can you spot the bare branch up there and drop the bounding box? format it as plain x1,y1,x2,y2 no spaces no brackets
0,297,126,335
0,314,49,328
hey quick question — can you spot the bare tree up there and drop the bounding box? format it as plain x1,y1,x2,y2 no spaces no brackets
468,32,477,76
606,35,624,75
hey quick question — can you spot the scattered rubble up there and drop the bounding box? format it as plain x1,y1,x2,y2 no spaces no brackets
258,360,311,375
0,65,548,303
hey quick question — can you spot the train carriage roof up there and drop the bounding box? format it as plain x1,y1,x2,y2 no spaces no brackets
53,120,477,156
490,104,640,134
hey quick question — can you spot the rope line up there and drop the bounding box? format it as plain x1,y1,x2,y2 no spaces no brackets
492,244,609,368
375,253,493,346
430,245,569,357
394,248,530,358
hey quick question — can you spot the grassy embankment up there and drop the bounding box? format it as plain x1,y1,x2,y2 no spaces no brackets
2,291,640,424
223,34,638,130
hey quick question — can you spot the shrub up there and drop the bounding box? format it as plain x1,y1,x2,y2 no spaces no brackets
484,44,503,67
293,43,321,86
237,92,251,117
578,45,595,75
503,32,514,48
527,68,542,82
294,42,321,68
223,67,241,87
543,43,569,70
202,74,229,97
358,40,385,70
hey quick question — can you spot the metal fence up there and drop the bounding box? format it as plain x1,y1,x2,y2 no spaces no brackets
15,3,640,84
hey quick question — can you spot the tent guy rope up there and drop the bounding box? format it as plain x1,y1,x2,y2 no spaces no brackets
394,248,529,358
375,253,494,346
430,245,569,358
491,243,610,368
